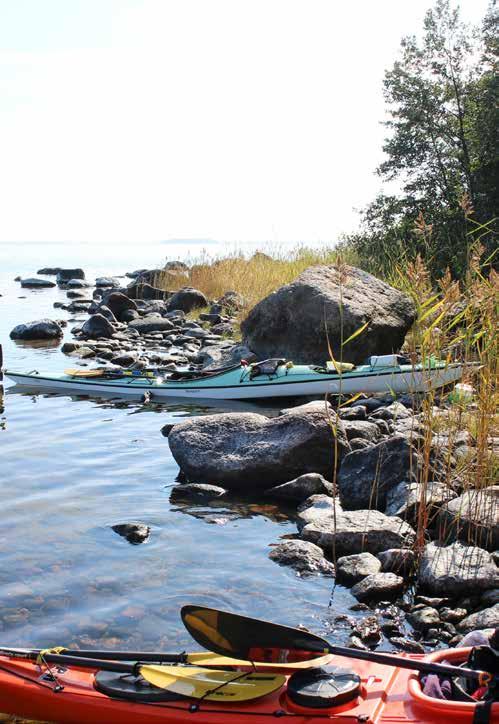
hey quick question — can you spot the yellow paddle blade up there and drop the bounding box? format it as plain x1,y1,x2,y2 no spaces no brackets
64,368,106,378
140,665,286,702
186,651,332,670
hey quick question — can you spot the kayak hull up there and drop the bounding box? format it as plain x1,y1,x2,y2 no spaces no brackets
5,363,465,400
0,648,496,723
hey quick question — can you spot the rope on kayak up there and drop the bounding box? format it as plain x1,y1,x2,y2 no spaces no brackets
36,648,67,693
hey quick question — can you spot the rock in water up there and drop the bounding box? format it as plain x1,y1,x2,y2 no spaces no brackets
167,287,208,313
20,278,56,288
111,523,150,545
265,473,334,503
56,268,85,284
418,541,499,596
167,403,350,489
81,314,116,339
10,319,63,340
269,540,334,575
351,572,404,602
240,264,416,365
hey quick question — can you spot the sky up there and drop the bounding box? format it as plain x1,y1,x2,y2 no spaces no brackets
0,0,488,245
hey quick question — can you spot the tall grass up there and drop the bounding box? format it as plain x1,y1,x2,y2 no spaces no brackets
153,245,359,314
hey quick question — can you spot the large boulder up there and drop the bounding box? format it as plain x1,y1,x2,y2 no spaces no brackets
10,319,63,340
81,314,116,339
438,486,499,552
301,509,415,556
198,343,256,370
418,542,499,596
240,265,416,365
167,403,350,490
337,436,421,511
167,287,208,313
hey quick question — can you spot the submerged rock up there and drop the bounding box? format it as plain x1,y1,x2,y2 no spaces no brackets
240,264,416,365
10,319,63,340
268,540,334,575
167,403,349,490
418,541,499,596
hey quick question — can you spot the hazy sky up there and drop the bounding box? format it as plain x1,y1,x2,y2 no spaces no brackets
0,0,487,244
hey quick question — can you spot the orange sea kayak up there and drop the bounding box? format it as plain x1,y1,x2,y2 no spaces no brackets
0,647,496,723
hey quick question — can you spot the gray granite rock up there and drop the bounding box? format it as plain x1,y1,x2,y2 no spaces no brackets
265,473,334,503
418,542,499,596
351,572,404,602
301,509,415,556
336,552,381,585
269,540,334,575
337,436,421,510
168,403,349,490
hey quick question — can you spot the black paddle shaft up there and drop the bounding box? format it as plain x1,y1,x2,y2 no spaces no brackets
181,605,497,686
0,646,186,664
0,648,140,674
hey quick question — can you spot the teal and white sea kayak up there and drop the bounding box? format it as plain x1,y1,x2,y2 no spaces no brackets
5,359,466,401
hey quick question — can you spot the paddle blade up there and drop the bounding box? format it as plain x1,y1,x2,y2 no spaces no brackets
181,606,328,663
187,651,333,670
141,665,286,702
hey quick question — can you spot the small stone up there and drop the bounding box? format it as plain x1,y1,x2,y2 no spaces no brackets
378,548,416,575
352,615,381,644
389,637,425,654
20,277,56,288
111,523,150,545
439,607,467,624
406,606,440,631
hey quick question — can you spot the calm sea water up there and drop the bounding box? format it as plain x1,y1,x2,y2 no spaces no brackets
0,241,355,652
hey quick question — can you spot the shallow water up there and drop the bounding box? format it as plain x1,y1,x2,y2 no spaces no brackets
0,242,357,652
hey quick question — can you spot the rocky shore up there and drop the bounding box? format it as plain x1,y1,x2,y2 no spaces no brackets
8,262,499,652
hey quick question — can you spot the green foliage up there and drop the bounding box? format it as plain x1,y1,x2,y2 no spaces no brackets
343,0,498,278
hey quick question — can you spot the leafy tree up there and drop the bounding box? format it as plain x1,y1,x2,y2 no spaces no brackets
344,0,498,278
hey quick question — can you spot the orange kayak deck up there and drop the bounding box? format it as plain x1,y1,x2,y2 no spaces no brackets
0,648,497,723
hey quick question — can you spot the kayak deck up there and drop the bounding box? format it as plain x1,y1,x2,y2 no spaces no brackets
0,648,495,723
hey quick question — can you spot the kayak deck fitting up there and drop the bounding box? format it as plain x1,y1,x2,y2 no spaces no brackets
0,647,494,722
5,357,466,400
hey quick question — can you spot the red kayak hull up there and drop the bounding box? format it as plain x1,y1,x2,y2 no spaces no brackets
0,648,497,723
